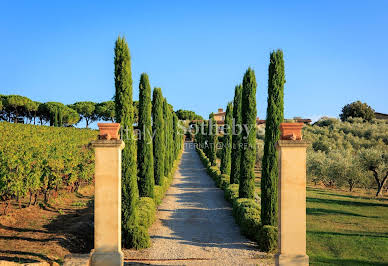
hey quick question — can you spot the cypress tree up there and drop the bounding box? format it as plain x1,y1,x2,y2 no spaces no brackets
202,121,209,156
261,50,285,226
220,102,233,175
239,68,257,199
138,73,154,198
53,108,58,127
58,107,63,127
168,105,174,170
230,84,243,184
173,113,179,160
152,87,165,186
163,98,170,176
114,36,139,246
208,113,218,166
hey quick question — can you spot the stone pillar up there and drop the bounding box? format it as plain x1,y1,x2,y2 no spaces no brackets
275,123,309,266
90,123,124,266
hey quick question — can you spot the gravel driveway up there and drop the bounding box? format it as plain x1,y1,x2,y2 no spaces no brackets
124,142,273,265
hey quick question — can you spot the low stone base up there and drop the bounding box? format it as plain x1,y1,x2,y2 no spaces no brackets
90,250,124,266
275,253,309,266
63,253,90,266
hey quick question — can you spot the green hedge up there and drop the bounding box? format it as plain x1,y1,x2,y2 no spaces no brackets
128,143,184,249
196,146,277,252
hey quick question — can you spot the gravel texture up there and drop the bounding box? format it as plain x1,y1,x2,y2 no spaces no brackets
124,143,273,265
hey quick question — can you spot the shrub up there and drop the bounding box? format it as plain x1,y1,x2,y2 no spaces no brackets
125,224,150,249
257,225,278,252
224,184,239,202
219,174,230,189
233,198,261,227
153,185,164,206
137,197,156,228
340,101,375,122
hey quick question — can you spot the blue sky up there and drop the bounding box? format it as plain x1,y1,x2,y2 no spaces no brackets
0,0,387,126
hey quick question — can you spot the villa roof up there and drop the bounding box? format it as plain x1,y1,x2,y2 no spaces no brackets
214,112,226,116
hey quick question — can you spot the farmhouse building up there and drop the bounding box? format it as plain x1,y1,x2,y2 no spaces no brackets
375,112,388,120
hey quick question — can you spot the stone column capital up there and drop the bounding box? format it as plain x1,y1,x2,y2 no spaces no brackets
276,139,310,149
90,139,125,150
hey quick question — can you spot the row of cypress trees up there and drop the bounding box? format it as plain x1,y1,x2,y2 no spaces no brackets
221,68,258,198
114,36,182,247
206,50,285,227
196,67,257,198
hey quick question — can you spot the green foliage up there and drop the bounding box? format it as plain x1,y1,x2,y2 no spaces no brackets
224,184,239,203
137,197,156,228
261,50,285,226
340,101,375,122
95,101,115,122
137,73,154,198
163,99,170,177
0,122,96,209
257,225,278,252
239,68,257,199
113,36,139,248
0,95,82,126
41,102,80,127
2,95,32,122
230,84,243,184
114,36,133,126
172,113,180,160
68,101,97,128
220,102,233,175
233,198,261,238
162,98,175,175
167,106,174,171
175,109,203,120
53,108,58,127
152,88,165,186
133,100,139,123
358,147,388,196
218,174,230,189
208,113,218,166
125,224,150,249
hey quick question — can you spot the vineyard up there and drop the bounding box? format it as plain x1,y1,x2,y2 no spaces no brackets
0,122,97,214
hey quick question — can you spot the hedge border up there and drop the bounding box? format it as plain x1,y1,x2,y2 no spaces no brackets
196,146,277,252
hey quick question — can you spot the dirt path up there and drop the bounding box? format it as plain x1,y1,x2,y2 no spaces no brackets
124,143,272,265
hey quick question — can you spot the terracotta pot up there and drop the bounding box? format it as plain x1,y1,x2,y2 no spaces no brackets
279,122,304,140
97,123,121,140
